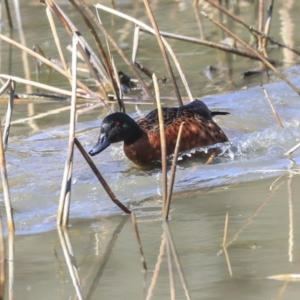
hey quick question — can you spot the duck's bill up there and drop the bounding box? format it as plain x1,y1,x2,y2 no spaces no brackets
89,134,110,156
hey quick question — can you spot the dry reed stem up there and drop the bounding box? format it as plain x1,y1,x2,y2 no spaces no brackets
153,74,168,206
131,213,147,271
0,123,14,232
163,222,191,300
0,74,74,97
0,34,101,100
45,0,110,102
57,35,78,227
257,0,264,52
2,80,14,150
146,234,166,300
132,26,140,63
0,215,5,299
200,11,300,96
0,80,11,97
140,28,277,63
267,274,300,281
81,1,155,102
69,0,120,102
261,0,274,55
74,138,131,214
165,230,175,300
86,216,129,300
261,85,284,128
94,4,194,102
143,0,182,106
204,0,300,56
9,104,86,126
4,0,13,29
14,1,32,94
193,0,204,39
164,122,184,219
285,142,300,156
57,227,83,300
110,57,125,112
46,6,69,73
287,174,294,263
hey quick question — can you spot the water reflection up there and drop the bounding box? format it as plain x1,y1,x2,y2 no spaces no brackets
1,1,300,299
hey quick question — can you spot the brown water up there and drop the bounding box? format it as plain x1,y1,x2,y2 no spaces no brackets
1,0,300,299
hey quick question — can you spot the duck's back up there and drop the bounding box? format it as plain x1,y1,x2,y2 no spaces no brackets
124,100,228,165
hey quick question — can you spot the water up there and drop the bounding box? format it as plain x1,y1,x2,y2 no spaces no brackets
1,0,300,299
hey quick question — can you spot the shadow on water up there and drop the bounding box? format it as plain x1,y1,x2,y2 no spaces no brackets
2,0,300,299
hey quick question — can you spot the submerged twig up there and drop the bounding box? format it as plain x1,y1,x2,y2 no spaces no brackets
131,213,147,271
200,11,300,96
8,232,14,300
74,138,131,214
57,227,83,300
86,216,129,300
261,84,284,128
164,122,184,220
163,222,191,300
165,229,175,300
146,234,166,300
287,174,294,263
221,212,232,276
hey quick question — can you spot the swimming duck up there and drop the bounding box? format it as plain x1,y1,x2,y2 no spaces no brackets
89,99,229,166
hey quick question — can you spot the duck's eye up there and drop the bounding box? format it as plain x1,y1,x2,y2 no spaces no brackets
115,121,120,126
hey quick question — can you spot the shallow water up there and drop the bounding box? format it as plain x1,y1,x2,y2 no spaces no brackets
2,0,300,299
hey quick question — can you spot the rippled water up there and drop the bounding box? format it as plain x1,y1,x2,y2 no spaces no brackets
2,0,300,299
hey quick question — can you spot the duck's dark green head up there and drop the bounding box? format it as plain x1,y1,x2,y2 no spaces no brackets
89,112,143,157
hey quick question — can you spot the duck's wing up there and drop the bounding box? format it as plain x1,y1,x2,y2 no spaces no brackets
137,99,229,133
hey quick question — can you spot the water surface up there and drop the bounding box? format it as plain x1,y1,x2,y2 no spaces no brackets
1,1,300,299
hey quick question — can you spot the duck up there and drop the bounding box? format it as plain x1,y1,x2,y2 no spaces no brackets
89,99,229,166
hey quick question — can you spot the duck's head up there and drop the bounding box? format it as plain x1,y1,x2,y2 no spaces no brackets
89,112,143,156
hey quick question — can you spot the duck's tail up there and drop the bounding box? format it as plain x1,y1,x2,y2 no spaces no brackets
211,111,230,117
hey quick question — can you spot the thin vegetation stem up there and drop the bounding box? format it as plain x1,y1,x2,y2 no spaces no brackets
153,74,168,207
2,80,15,150
94,4,193,103
143,0,182,106
261,84,284,128
82,2,155,102
74,138,131,214
205,0,300,56
57,35,78,227
131,213,147,271
0,122,14,232
164,122,184,219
